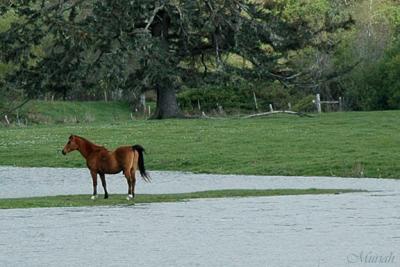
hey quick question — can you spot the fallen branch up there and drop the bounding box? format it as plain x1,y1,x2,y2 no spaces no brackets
0,98,31,117
243,110,313,118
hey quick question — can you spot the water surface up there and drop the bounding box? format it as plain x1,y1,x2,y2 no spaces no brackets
0,166,398,198
0,167,399,266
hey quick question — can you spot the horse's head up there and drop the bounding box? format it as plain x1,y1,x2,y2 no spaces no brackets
62,135,79,155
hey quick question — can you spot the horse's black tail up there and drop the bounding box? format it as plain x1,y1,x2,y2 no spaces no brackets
132,145,151,182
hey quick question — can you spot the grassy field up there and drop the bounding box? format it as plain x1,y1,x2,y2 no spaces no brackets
0,101,400,178
18,100,134,124
0,189,360,209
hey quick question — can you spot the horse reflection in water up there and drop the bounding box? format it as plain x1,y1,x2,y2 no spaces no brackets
62,135,150,200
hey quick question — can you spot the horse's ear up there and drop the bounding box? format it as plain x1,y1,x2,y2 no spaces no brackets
69,134,74,140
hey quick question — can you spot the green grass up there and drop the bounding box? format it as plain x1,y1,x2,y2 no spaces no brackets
0,189,361,209
18,100,133,124
1,102,400,178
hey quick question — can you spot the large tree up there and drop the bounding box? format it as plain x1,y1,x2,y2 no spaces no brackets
0,0,354,118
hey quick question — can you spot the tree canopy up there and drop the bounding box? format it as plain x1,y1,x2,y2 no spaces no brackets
0,0,381,118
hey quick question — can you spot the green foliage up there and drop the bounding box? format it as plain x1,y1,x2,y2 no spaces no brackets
0,62,13,79
0,9,16,32
0,9,17,87
300,0,400,111
364,41,400,109
376,0,400,27
3,0,398,114
279,0,329,27
178,80,295,112
0,0,356,118
178,85,245,111
258,81,292,109
292,95,315,112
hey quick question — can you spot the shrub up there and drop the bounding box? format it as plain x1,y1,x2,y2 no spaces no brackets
177,81,294,113
292,95,316,112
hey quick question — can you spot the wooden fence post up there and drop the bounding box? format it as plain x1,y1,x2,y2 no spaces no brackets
104,90,108,102
253,91,258,110
4,115,10,125
140,93,146,115
316,94,321,113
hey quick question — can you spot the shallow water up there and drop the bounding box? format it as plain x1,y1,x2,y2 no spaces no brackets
0,167,399,266
0,166,399,198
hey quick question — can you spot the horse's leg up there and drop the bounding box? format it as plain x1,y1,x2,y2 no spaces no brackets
124,169,133,200
90,170,98,200
99,173,108,199
131,170,136,199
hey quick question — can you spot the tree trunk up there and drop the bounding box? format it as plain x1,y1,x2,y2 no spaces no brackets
152,86,182,119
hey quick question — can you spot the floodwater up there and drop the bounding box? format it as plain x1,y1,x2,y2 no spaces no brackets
1,166,399,198
0,167,399,267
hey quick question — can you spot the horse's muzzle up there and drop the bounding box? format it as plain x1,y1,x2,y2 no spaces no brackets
61,150,66,155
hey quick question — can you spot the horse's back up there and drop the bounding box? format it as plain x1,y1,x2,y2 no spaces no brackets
114,146,136,169
88,146,135,174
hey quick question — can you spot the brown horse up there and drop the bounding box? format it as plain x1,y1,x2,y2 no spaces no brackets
62,135,150,200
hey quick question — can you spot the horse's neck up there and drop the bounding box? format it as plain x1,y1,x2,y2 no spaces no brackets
77,138,103,159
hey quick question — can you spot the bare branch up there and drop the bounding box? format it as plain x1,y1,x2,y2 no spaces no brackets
144,4,165,32
0,98,31,117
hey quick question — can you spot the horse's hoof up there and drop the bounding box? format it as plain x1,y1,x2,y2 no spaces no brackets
104,195,109,199
91,195,98,200
126,194,133,201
